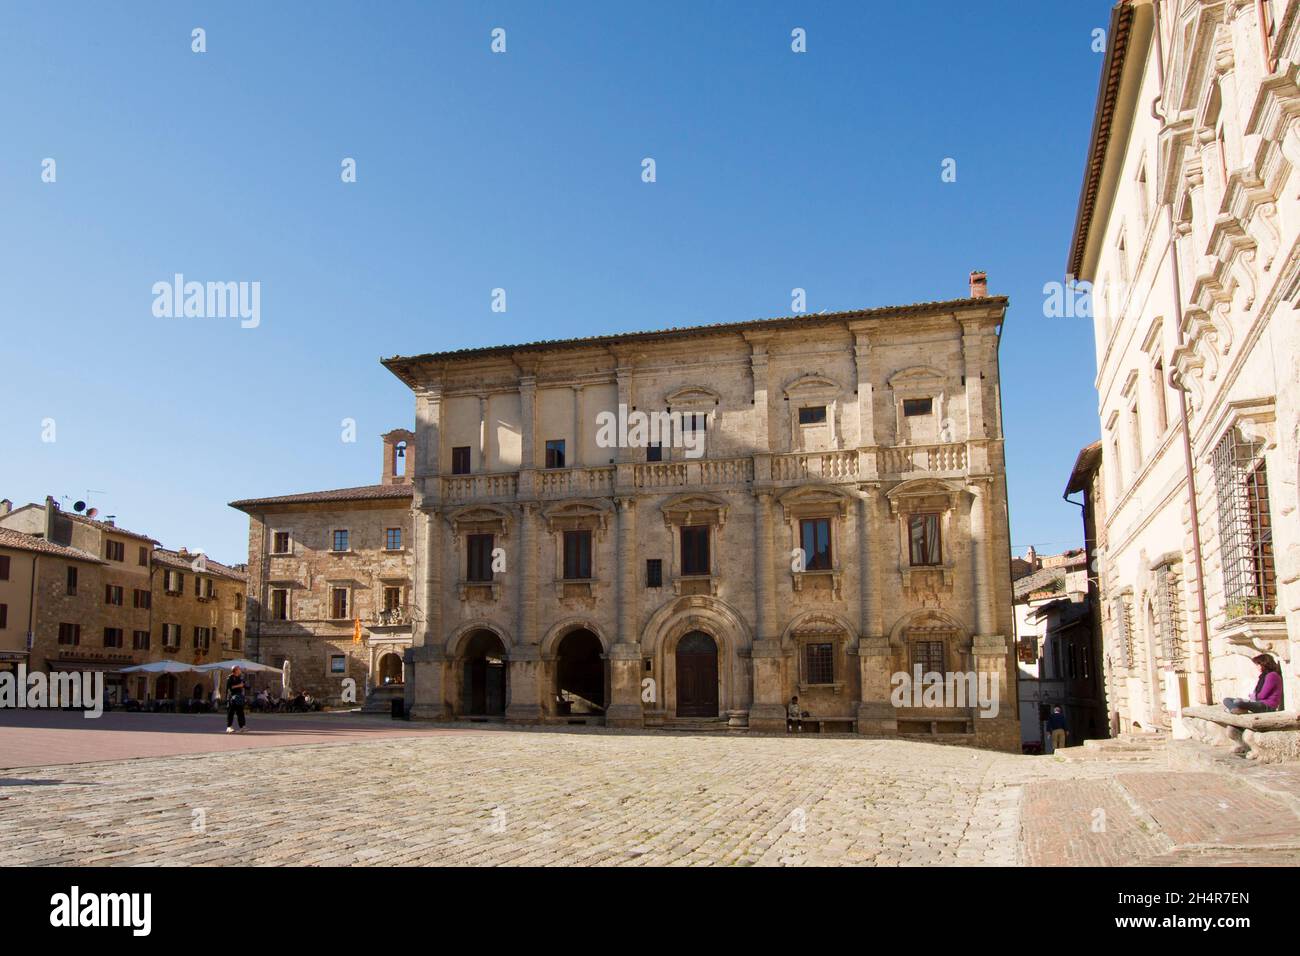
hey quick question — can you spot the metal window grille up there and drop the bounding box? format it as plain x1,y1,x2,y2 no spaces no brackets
1213,429,1277,619
804,643,834,684
1111,596,1133,669
909,640,945,675
1154,564,1185,666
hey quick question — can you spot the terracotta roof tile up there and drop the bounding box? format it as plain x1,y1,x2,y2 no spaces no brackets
0,527,106,563
229,484,414,510
151,548,248,582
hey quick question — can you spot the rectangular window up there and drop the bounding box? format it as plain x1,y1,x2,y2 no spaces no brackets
563,530,593,580
332,529,350,552
138,546,148,567
193,627,211,650
330,655,347,674
104,540,124,562
451,446,471,475
680,525,710,576
162,623,181,647
103,627,123,649
58,623,80,646
385,528,402,550
66,566,78,595
1213,429,1277,619
330,587,349,619
272,531,291,555
133,588,151,610
1152,358,1169,434
647,442,663,462
105,584,124,606
164,570,183,595
270,589,289,621
0,604,6,629
908,513,942,567
234,593,244,610
903,398,933,417
133,629,150,650
910,641,945,675
799,518,832,571
646,559,663,588
545,439,566,469
798,405,827,425
0,555,8,580
804,643,834,685
466,534,495,582
383,586,402,611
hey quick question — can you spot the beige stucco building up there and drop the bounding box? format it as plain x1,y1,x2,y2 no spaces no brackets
381,275,1020,749
0,497,247,703
1069,0,1300,734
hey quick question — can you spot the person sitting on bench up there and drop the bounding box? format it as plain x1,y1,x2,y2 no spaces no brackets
786,696,804,733
1223,654,1283,715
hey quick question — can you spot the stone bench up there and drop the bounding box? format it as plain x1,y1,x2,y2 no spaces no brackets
1182,705,1300,763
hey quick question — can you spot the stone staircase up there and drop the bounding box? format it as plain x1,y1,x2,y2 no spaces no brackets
1056,733,1168,764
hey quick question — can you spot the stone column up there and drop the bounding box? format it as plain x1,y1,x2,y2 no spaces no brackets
968,481,992,638
853,330,875,448
746,335,771,449
506,501,542,722
960,321,986,441
572,384,584,468
607,495,645,727
967,479,1017,751
407,506,448,719
855,485,896,735
518,373,537,496
749,489,785,732
477,393,488,469
615,365,634,463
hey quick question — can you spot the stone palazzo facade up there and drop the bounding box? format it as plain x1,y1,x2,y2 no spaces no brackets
382,278,1019,750
1069,0,1300,735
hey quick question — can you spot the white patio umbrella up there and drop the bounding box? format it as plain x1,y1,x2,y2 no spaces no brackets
120,661,203,673
194,659,283,674
281,658,292,698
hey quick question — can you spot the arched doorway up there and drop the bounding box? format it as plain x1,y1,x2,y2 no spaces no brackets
556,629,605,715
462,629,507,716
156,674,176,701
377,652,403,685
675,630,718,717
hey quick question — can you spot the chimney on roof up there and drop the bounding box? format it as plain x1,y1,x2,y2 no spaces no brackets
969,270,988,299
0,499,10,517
179,547,189,557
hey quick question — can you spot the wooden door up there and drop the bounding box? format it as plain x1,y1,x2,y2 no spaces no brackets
676,631,718,717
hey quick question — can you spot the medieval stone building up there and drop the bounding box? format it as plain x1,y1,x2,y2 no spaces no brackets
230,430,417,707
381,274,1020,749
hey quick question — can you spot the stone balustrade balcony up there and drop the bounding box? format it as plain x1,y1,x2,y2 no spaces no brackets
432,441,979,505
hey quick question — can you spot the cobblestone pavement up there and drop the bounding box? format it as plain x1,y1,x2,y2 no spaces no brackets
2,720,1300,866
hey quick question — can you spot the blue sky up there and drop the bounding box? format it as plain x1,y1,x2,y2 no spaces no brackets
0,0,1112,565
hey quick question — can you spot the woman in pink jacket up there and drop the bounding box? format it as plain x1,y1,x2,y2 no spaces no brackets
1223,654,1283,714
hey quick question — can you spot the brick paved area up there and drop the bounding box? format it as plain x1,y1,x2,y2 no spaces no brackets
0,710,466,769
3,714,1300,866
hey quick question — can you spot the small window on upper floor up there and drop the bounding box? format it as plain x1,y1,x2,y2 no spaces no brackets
798,405,827,425
272,531,291,555
647,442,663,462
451,446,471,475
385,528,402,551
545,439,566,469
332,530,349,552
903,398,933,417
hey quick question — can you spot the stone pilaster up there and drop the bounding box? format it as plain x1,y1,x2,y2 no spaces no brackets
504,643,542,723
749,489,784,731
516,501,538,646
606,495,644,727
405,644,448,720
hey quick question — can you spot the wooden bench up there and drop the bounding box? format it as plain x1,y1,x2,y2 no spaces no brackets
1182,705,1300,763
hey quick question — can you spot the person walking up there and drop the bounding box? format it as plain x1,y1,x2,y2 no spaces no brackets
1047,705,1067,752
225,665,248,734
1223,654,1283,714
